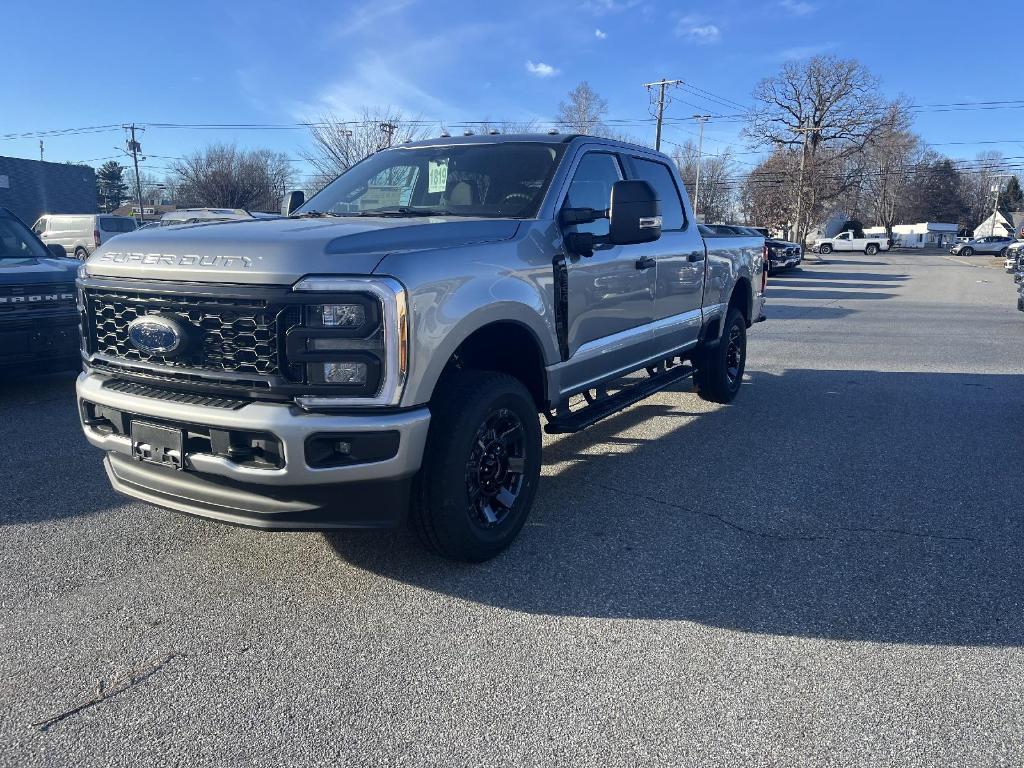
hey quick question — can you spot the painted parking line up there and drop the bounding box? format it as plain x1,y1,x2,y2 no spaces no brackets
943,256,1003,270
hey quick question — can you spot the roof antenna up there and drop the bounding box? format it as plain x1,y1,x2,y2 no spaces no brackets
547,128,560,135
439,130,451,138
488,129,500,135
463,129,475,136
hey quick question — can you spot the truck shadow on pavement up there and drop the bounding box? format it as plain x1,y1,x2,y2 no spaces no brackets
328,368,1024,647
0,371,122,525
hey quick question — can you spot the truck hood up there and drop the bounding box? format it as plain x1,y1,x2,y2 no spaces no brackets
0,256,80,285
84,215,522,285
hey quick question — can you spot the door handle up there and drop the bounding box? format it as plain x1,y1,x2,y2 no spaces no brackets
635,256,656,270
687,250,706,262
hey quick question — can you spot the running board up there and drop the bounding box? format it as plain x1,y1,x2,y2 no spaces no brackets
544,363,695,434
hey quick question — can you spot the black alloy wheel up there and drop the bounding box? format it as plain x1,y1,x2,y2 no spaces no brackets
466,408,527,529
412,370,541,562
725,323,744,389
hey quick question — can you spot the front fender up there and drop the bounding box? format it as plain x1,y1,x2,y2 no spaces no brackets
377,240,560,407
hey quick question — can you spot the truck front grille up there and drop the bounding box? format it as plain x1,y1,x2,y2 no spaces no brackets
84,288,296,378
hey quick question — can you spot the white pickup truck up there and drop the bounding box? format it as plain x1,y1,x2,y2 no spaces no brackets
813,231,891,255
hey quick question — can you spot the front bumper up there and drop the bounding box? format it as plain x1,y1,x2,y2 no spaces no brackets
0,315,80,373
77,371,431,528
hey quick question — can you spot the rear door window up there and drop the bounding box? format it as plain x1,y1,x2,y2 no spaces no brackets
629,158,686,231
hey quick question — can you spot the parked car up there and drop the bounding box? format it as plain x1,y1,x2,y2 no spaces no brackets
0,208,81,375
1018,279,1024,313
31,214,137,260
159,208,258,226
812,230,891,255
764,237,802,273
950,236,1015,257
702,224,800,272
75,133,767,561
1003,241,1024,272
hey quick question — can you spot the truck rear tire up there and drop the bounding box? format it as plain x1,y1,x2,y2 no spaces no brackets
865,244,879,255
694,308,747,404
411,370,542,562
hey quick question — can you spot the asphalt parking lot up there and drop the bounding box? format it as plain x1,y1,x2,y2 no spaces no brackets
2,251,1023,766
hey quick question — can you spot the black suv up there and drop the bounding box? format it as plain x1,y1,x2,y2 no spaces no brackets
0,207,81,374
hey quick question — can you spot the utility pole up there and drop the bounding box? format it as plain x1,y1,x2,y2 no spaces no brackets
379,122,397,150
990,174,1012,236
39,140,44,162
692,115,711,219
643,78,683,152
123,124,145,219
793,121,820,246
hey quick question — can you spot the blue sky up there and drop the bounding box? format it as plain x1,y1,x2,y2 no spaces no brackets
3,0,1022,183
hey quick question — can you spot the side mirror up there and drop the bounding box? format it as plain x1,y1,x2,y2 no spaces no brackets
608,180,661,246
46,243,68,259
282,189,305,216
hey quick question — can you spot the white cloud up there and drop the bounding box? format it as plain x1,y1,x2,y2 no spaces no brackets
677,16,721,44
525,60,560,78
780,0,815,15
580,0,641,14
331,0,415,38
595,28,607,39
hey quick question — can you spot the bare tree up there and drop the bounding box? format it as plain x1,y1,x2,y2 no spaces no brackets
959,151,1008,229
745,56,900,242
302,107,431,193
476,119,540,135
864,103,920,238
739,149,801,236
672,140,736,223
171,144,295,212
556,81,609,135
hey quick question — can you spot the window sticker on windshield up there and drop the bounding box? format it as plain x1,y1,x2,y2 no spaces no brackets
428,160,448,194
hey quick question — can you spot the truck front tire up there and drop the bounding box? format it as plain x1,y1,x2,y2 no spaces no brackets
412,370,542,561
694,308,747,404
819,244,832,255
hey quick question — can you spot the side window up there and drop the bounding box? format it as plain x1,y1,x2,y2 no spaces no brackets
565,153,622,236
32,218,46,234
630,158,685,231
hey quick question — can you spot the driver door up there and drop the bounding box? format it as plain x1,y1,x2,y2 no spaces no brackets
558,150,657,393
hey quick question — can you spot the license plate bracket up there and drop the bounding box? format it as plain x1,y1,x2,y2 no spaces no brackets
131,421,185,470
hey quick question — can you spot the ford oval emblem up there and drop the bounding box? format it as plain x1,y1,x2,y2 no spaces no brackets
127,315,187,356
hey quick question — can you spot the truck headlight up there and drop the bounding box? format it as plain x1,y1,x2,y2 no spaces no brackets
290,277,408,409
313,303,367,329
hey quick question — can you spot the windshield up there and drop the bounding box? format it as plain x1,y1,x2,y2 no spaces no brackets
0,213,50,260
300,142,565,219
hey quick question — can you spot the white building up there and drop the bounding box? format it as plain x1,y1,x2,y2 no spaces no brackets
864,222,959,248
973,210,1024,240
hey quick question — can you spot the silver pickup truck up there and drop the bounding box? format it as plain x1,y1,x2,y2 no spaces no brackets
76,134,766,560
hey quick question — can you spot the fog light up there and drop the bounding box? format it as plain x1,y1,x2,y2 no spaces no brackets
320,304,366,328
323,361,368,385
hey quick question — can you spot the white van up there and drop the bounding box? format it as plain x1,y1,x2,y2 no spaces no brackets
31,214,138,260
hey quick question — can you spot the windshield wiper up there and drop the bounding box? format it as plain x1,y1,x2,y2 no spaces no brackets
357,207,467,217
289,211,348,218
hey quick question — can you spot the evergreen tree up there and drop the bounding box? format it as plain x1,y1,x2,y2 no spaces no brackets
998,176,1024,213
96,161,128,213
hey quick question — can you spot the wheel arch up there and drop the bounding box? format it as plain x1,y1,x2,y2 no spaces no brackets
411,309,554,411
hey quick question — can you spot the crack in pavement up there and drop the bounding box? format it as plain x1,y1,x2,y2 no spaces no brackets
591,482,984,546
